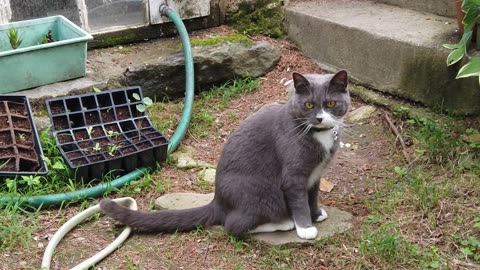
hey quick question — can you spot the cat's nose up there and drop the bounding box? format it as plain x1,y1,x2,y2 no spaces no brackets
316,117,323,123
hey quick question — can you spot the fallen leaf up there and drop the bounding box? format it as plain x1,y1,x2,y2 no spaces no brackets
320,178,335,192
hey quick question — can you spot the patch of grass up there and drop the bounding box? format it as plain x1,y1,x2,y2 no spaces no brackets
359,222,420,266
0,201,39,251
189,34,251,47
228,0,286,38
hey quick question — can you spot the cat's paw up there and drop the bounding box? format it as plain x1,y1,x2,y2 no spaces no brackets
315,208,328,222
296,226,318,240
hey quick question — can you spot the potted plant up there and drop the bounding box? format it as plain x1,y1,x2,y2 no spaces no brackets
0,96,48,178
46,86,168,181
0,16,93,94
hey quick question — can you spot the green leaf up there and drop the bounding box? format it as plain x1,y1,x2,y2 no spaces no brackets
132,93,141,101
447,48,466,66
52,161,66,170
429,261,440,268
42,156,51,166
463,10,480,32
136,104,146,112
443,43,462,50
456,57,480,78
92,87,101,93
143,97,153,106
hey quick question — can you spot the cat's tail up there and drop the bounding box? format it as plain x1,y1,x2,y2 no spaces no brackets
100,199,219,232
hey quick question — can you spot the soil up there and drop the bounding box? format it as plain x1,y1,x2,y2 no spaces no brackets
14,131,34,148
7,102,27,116
0,116,9,129
66,151,83,159
85,111,101,125
73,129,89,141
100,108,115,122
90,126,105,138
120,145,136,155
57,132,74,144
0,102,6,114
53,116,69,130
88,154,105,163
71,158,88,166
17,148,38,161
0,131,13,146
49,100,66,115
115,106,130,120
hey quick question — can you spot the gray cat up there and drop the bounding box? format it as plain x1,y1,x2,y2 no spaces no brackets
100,70,351,240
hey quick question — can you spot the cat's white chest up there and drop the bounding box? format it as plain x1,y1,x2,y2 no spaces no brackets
307,130,336,188
313,130,335,151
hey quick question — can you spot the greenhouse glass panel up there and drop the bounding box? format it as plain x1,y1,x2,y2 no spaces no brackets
85,0,147,32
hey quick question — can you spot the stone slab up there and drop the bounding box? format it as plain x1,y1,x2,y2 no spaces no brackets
155,192,353,245
155,193,215,210
372,0,456,18
285,0,480,114
252,205,352,245
347,105,377,123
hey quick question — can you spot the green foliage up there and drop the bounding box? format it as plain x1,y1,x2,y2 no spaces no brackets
443,0,480,83
459,236,480,262
228,0,286,38
359,222,420,265
132,93,153,113
189,34,251,47
0,201,39,251
7,28,23,49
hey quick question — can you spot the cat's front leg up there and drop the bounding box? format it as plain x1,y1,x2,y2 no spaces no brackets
284,187,318,240
308,181,328,223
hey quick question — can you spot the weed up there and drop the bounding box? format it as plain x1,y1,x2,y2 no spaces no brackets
92,143,101,152
459,236,480,262
0,201,40,251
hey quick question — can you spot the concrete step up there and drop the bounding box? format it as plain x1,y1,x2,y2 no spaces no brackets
285,0,480,114
372,0,456,18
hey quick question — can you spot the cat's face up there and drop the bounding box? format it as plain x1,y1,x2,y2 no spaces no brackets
289,71,350,130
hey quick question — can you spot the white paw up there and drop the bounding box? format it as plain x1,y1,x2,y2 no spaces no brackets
296,226,318,240
316,208,328,222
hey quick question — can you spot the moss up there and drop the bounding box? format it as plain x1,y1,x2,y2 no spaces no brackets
228,0,286,38
97,33,137,47
189,34,252,47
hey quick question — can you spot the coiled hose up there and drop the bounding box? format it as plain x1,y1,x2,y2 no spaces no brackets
0,5,194,209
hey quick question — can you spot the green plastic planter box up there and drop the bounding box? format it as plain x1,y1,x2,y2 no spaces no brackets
0,16,93,93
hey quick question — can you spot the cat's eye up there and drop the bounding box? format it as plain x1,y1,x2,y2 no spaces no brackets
304,102,314,109
326,101,336,108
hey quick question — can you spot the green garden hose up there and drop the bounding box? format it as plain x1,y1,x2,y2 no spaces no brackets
0,5,194,209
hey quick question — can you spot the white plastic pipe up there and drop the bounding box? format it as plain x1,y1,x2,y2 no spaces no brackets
41,197,137,270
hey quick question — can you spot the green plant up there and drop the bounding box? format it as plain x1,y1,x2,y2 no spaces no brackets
107,130,119,138
444,0,480,81
107,143,119,156
459,236,480,262
86,126,94,136
7,28,23,49
18,133,26,141
92,143,101,152
188,34,251,47
132,93,153,113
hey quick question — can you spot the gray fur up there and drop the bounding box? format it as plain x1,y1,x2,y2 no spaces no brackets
100,71,351,238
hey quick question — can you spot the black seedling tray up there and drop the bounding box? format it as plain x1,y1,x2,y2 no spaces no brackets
0,95,48,178
46,86,168,181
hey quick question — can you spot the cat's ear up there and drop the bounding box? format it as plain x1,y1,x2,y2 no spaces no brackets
292,72,310,95
329,70,348,93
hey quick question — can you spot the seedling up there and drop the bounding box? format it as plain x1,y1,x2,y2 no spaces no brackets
132,93,153,113
87,126,94,136
107,143,119,156
107,130,119,138
18,133,26,141
92,143,101,152
132,93,153,138
7,28,23,49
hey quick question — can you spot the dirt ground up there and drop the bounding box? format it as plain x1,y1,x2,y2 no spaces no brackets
1,26,402,269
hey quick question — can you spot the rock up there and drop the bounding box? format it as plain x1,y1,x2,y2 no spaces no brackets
155,193,214,210
155,192,353,245
252,206,353,245
174,153,198,169
33,116,52,132
123,41,281,99
347,105,376,123
198,168,216,184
